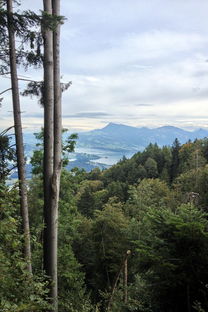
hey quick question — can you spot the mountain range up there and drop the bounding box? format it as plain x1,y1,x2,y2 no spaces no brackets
77,123,208,152
9,123,208,179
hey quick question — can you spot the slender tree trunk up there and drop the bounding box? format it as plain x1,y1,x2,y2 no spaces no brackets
43,1,62,310
107,250,131,312
6,0,32,274
53,0,62,168
42,0,55,309
50,0,62,310
123,258,128,304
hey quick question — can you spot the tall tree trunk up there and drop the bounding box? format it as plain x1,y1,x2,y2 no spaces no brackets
51,0,62,309
6,0,32,274
43,0,61,310
43,1,62,310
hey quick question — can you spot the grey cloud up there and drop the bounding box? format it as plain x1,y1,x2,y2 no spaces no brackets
192,70,208,78
2,0,208,131
170,115,208,120
63,112,112,119
134,104,153,107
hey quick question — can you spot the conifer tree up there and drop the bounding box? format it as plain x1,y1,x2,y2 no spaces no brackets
170,138,181,183
6,0,32,273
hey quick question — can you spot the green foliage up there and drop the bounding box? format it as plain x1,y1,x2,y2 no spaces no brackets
0,184,49,311
179,141,206,173
55,171,97,311
64,137,208,310
0,5,43,72
125,179,174,218
144,157,158,178
28,170,95,311
106,181,128,202
41,11,65,31
21,81,44,106
174,165,208,209
170,138,181,182
21,80,72,106
93,200,130,274
76,180,104,217
133,204,208,312
0,128,16,182
30,129,78,175
73,200,130,302
4,134,208,311
63,133,79,154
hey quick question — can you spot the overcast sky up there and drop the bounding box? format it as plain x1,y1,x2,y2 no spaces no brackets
1,0,208,132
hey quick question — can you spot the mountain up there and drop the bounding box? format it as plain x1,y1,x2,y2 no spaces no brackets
10,123,207,177
77,123,208,152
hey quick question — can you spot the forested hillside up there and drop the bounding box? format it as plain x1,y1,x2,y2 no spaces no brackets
1,136,208,311
1,0,208,311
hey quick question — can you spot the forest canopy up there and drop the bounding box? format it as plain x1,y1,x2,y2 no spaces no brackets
2,134,208,311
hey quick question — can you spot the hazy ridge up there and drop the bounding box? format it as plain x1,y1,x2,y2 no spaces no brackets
10,123,208,178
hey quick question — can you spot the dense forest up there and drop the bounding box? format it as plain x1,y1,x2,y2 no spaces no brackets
1,0,208,311
1,135,208,312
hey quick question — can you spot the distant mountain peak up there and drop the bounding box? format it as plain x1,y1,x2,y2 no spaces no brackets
102,122,132,131
157,125,182,130
104,122,120,128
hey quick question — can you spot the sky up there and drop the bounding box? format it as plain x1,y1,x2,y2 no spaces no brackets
1,0,208,132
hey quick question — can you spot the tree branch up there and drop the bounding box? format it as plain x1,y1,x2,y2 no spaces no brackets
0,88,12,95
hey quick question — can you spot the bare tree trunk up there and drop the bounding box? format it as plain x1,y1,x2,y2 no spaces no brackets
6,0,32,274
43,1,62,311
50,0,62,310
123,258,128,304
42,0,55,309
107,250,131,312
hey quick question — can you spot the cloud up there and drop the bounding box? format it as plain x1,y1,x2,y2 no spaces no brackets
63,112,111,119
134,104,153,107
2,0,208,132
63,52,208,111
63,30,208,75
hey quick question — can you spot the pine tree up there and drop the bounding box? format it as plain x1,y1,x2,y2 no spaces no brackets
6,0,32,273
170,138,181,183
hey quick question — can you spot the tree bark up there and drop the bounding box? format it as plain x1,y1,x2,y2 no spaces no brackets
123,258,128,304
43,0,62,310
42,0,55,309
6,0,32,274
51,0,62,309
